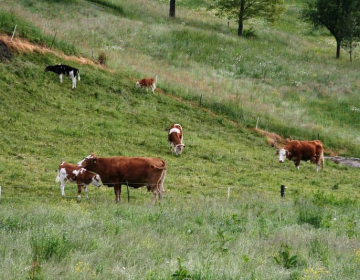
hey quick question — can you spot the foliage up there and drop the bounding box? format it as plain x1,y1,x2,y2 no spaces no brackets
208,0,285,36
302,0,360,58
273,244,298,269
98,51,107,65
172,258,191,279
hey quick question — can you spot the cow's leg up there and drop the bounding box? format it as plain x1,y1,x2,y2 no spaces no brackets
152,188,158,205
60,181,66,197
295,158,301,170
70,71,76,89
59,74,63,83
84,186,88,198
77,184,82,199
114,185,122,203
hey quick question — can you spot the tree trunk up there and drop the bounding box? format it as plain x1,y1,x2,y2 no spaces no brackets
237,0,245,36
336,38,341,59
169,0,175,18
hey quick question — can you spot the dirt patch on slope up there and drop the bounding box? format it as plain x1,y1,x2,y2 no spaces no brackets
0,34,107,70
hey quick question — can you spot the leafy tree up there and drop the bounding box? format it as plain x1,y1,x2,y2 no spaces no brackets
208,0,285,37
303,0,360,59
341,11,360,62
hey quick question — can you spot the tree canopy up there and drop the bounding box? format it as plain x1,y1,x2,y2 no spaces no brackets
303,0,360,59
209,0,285,36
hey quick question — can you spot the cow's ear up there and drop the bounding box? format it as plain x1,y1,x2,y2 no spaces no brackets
275,150,279,155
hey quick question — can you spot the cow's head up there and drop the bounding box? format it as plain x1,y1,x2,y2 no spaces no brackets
174,144,185,155
91,174,101,187
135,81,140,87
278,148,290,163
78,154,97,168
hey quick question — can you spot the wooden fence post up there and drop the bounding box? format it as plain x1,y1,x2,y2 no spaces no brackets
11,25,17,41
50,31,57,50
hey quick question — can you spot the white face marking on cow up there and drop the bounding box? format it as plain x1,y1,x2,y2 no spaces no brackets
77,155,94,166
92,174,101,187
278,149,287,163
169,128,181,135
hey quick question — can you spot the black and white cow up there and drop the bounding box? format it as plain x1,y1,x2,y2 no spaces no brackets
45,64,80,89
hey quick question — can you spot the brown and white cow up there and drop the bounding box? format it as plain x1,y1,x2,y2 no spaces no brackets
168,124,185,155
278,140,324,172
135,77,156,93
55,162,101,198
77,154,166,203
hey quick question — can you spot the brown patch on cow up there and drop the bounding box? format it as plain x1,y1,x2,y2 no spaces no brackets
0,39,13,62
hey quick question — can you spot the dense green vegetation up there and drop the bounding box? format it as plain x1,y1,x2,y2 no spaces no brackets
1,0,360,155
0,0,360,278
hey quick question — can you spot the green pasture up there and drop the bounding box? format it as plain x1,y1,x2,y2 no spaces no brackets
0,0,360,278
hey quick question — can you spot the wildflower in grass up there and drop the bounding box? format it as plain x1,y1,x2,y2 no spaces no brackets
354,249,360,263
75,261,96,277
302,266,329,279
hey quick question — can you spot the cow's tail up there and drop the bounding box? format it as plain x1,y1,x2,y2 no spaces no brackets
320,150,324,170
158,169,167,194
151,159,166,170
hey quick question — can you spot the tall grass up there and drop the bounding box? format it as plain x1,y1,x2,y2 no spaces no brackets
1,0,357,154
0,10,77,54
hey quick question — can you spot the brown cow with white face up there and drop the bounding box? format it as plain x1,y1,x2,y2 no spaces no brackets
135,77,156,93
78,154,166,203
55,162,101,198
168,124,184,155
278,140,324,172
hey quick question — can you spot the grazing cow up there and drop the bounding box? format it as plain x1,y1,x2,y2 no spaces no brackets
78,154,166,203
135,77,156,93
55,162,101,198
45,64,80,89
168,124,185,155
278,140,324,172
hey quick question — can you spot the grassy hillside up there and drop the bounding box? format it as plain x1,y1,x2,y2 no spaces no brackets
1,1,360,279
0,37,360,279
1,0,360,155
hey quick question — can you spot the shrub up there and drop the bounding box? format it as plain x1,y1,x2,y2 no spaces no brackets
98,51,107,65
274,243,298,269
31,231,71,262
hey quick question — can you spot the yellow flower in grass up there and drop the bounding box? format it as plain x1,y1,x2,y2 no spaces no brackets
302,266,329,279
354,249,360,262
75,261,96,277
